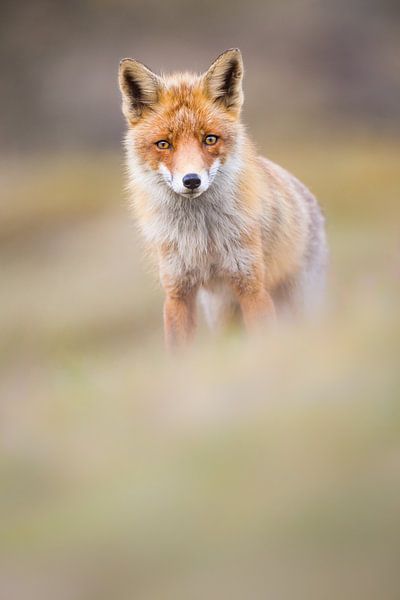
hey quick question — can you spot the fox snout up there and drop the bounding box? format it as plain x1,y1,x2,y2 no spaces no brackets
166,167,211,197
159,159,220,198
182,173,201,190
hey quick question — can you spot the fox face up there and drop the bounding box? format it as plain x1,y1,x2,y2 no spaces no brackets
119,49,244,198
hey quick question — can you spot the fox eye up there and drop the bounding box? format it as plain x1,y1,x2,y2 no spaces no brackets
156,140,171,149
204,135,218,146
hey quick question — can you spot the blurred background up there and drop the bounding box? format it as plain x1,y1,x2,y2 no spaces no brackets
1,0,400,598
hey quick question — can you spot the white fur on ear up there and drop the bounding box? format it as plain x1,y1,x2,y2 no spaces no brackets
118,58,162,122
204,48,244,114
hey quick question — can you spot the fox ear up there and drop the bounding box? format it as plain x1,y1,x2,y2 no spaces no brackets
204,48,244,114
119,58,161,122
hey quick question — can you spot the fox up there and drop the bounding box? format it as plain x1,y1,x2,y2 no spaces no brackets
118,48,327,349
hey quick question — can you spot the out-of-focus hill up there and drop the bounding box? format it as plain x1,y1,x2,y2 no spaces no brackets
1,0,399,153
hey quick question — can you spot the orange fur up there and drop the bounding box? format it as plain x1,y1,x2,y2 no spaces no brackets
119,49,327,348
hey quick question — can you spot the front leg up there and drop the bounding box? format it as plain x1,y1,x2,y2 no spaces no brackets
163,287,198,351
159,246,199,351
231,273,276,330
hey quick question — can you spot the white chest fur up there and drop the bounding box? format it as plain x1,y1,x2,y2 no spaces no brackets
128,150,258,285
150,186,256,283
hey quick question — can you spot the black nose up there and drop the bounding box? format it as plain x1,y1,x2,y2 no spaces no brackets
182,173,201,190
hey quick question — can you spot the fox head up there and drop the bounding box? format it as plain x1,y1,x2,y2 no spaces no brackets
119,49,244,198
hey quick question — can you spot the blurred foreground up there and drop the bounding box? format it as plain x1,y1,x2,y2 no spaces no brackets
1,135,400,598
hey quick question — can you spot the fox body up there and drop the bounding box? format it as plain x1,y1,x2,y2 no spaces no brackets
119,49,327,348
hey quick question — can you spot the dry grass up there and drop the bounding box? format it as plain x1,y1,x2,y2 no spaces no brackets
0,135,399,599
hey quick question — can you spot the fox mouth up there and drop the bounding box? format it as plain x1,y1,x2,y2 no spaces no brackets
181,190,202,196
179,189,205,199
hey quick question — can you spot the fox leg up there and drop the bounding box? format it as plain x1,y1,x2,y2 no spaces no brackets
163,288,198,350
159,248,199,350
231,273,276,330
238,289,276,329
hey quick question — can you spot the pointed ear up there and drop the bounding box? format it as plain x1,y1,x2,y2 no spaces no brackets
118,58,161,122
204,48,244,114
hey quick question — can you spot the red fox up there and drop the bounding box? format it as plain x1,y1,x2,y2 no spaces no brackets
118,49,327,349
